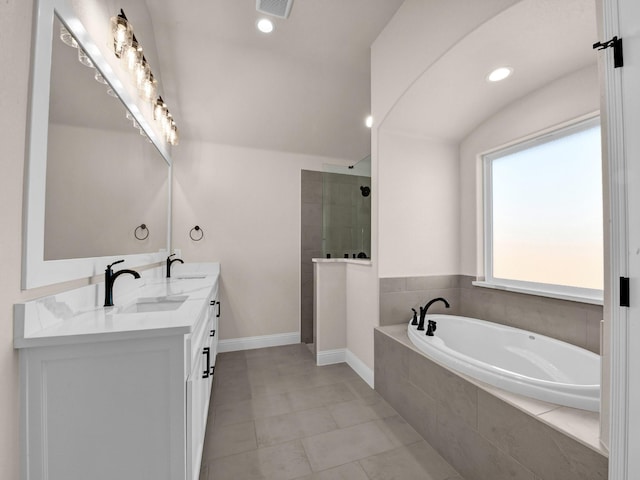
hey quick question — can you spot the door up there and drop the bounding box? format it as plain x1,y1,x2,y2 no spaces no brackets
604,0,640,478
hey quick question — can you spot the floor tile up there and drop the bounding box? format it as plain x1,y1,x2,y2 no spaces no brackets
255,407,338,447
294,461,369,480
199,463,208,480
373,414,423,448
302,421,396,472
359,441,460,480
345,375,376,398
286,382,356,411
328,394,396,428
204,345,462,480
207,440,311,480
203,420,257,460
214,391,293,426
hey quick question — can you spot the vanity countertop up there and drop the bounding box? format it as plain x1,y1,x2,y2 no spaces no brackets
14,262,220,349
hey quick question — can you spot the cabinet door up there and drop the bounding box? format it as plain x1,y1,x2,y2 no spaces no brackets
22,337,186,480
186,344,212,480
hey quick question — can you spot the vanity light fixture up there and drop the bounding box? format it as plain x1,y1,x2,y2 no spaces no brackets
153,97,179,146
257,18,274,33
110,9,179,146
487,66,513,82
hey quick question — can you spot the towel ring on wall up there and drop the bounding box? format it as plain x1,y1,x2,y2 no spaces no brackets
134,224,149,240
190,225,204,241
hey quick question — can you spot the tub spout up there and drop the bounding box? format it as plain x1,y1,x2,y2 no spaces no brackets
417,306,426,330
418,297,450,334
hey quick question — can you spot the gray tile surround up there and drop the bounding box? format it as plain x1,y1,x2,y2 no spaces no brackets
380,274,603,353
301,170,323,344
374,327,608,480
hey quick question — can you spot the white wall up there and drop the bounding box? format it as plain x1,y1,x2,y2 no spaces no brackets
172,141,352,341
378,130,460,277
459,64,600,276
314,263,347,353
0,3,33,476
345,263,378,375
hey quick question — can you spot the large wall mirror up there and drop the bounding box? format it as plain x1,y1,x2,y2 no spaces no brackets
23,0,172,289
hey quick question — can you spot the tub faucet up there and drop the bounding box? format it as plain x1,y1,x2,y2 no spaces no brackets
104,260,140,307
166,253,184,278
417,297,450,332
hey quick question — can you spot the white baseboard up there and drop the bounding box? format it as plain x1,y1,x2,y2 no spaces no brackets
346,349,374,388
316,348,346,366
315,348,374,388
218,331,300,353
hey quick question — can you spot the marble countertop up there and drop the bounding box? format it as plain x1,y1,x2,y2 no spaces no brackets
14,262,220,349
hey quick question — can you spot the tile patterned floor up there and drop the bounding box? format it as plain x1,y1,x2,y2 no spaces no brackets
200,344,464,480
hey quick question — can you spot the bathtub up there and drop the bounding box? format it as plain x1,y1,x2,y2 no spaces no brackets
407,314,600,411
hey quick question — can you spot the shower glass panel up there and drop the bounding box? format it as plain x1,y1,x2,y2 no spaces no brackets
322,155,371,259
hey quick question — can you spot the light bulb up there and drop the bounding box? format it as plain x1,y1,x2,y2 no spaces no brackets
142,73,157,102
487,67,513,82
365,115,373,128
168,125,179,146
125,41,142,72
257,18,274,33
110,15,132,58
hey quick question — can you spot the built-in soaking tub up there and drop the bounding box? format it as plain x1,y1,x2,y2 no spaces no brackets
407,314,600,411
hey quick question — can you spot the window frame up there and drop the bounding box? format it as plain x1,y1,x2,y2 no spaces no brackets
479,115,603,305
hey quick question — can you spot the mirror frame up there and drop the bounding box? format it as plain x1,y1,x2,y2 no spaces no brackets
23,0,173,289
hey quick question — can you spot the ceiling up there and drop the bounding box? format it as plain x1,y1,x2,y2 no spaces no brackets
51,0,598,158
143,0,405,161
383,0,599,142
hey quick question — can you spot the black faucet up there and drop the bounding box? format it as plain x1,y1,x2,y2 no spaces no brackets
417,297,450,332
166,253,184,278
411,308,418,326
104,260,140,307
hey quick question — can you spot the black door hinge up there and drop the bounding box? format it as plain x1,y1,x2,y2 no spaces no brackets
620,277,630,307
593,36,623,68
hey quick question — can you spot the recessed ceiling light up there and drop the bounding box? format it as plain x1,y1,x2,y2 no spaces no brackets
257,18,274,34
365,115,373,128
487,66,513,82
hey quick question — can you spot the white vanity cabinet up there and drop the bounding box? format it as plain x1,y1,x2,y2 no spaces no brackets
14,265,220,480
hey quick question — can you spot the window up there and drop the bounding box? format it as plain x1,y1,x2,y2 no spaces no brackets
482,117,603,302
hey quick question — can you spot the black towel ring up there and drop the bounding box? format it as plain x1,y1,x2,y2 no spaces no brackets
134,224,149,240
190,225,204,241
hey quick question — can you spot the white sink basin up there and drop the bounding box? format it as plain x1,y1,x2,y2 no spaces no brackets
121,295,188,314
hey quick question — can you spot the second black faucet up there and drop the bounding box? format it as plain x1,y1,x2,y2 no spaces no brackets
166,253,184,278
